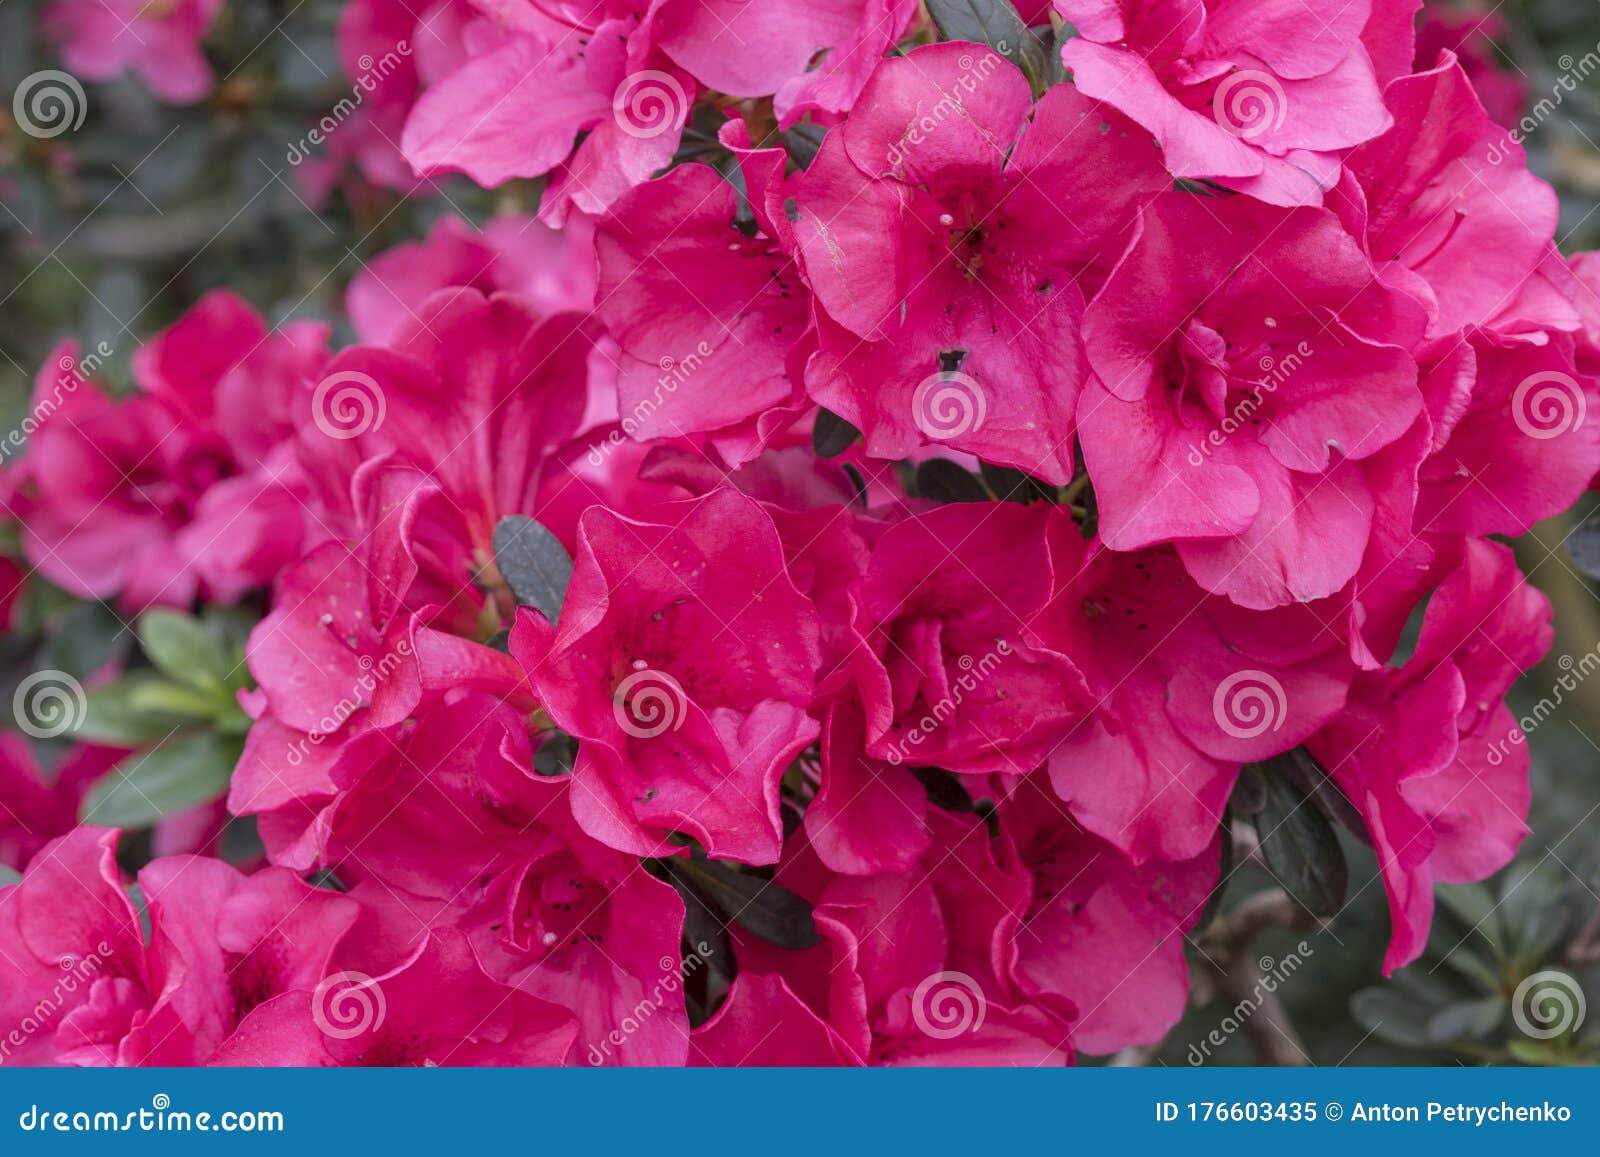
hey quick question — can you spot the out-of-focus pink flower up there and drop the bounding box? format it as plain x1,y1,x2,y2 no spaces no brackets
43,0,222,104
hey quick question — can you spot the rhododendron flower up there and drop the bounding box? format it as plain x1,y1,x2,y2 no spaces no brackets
3,343,232,610
849,501,1093,775
1054,0,1395,204
2,294,327,609
1309,539,1550,972
1079,192,1427,609
1004,776,1218,1053
794,43,1167,482
0,827,356,1066
43,0,222,104
513,488,821,864
6,0,1597,1070
695,815,1072,1065
320,694,689,1065
1044,546,1350,862
0,737,124,871
595,140,808,465
348,214,597,345
1414,3,1524,129
1336,57,1574,341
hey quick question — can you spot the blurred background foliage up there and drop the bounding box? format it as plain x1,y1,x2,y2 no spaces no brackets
2,0,1600,1064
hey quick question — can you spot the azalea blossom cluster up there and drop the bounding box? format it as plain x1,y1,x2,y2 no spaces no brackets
3,0,1598,1067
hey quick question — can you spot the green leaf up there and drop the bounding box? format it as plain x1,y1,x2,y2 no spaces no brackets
492,516,572,623
1426,995,1507,1043
912,766,977,814
1434,882,1503,951
668,857,820,950
0,865,20,887
926,0,1034,78
1268,747,1369,844
979,461,1055,505
915,459,988,504
1252,770,1348,918
1432,944,1505,995
812,407,859,458
1229,763,1269,816
76,673,196,745
1351,987,1435,1048
1498,866,1569,968
79,731,242,829
138,610,232,692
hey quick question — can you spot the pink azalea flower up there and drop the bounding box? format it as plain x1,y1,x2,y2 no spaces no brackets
694,815,1072,1065
0,738,125,871
318,694,690,1065
43,0,223,104
1308,538,1550,972
793,43,1167,482
512,488,821,864
1414,3,1525,130
1335,56,1575,342
1414,330,1600,537
594,137,808,465
1045,545,1351,863
213,930,579,1066
348,213,596,345
0,827,357,1066
1004,775,1218,1054
400,1,694,223
1054,0,1395,204
3,294,327,609
1078,192,1427,609
850,501,1094,776
4,342,231,610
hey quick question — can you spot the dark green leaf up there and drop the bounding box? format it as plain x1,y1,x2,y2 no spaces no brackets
1045,22,1077,87
912,766,977,814
1268,747,1369,845
915,458,988,504
492,516,572,623
1434,882,1503,952
926,0,1030,73
1229,763,1268,816
668,857,820,950
1253,770,1348,918
812,407,859,458
1350,987,1435,1048
979,460,1054,505
79,731,242,828
1427,995,1507,1043
781,122,827,168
